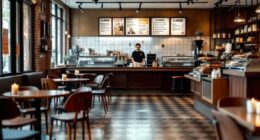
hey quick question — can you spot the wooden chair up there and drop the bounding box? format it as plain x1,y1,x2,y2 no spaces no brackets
17,86,49,134
211,109,245,140
85,75,104,89
105,73,113,102
0,97,38,140
92,76,110,113
49,90,92,140
41,78,65,111
217,97,247,109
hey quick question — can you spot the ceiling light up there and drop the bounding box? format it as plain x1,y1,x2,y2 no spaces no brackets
256,5,260,13
93,0,98,4
119,2,122,10
179,3,183,14
136,2,142,13
233,0,245,23
233,13,245,23
101,2,103,8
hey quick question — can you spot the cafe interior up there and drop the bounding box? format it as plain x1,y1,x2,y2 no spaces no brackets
1,0,260,140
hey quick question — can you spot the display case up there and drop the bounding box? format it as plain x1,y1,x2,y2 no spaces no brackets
225,58,260,72
161,56,195,67
78,56,116,67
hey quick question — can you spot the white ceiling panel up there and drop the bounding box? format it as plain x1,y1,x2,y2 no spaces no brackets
60,0,258,9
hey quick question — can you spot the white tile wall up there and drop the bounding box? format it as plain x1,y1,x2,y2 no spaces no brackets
72,36,209,58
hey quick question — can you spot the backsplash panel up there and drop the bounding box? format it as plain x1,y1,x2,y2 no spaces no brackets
72,36,210,58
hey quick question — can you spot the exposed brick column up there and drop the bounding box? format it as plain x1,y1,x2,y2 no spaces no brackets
33,0,51,72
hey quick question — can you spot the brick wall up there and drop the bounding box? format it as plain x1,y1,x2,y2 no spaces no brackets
33,0,51,72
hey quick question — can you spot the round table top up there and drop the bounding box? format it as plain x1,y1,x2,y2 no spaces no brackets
2,90,70,99
53,78,89,82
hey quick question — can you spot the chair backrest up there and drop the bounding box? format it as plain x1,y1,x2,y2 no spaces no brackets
80,73,97,81
64,91,92,113
105,73,113,87
41,78,58,90
94,75,104,84
217,97,246,109
211,109,245,140
0,97,20,120
99,76,109,89
19,86,39,91
46,74,60,79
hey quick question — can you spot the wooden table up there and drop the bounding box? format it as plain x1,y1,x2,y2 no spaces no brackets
219,107,260,133
53,78,89,83
3,90,70,140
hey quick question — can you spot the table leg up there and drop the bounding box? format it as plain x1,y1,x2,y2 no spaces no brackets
34,98,42,140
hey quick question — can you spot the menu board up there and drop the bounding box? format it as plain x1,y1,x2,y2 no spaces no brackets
171,18,186,36
126,18,150,35
151,18,170,35
99,18,112,35
113,18,124,36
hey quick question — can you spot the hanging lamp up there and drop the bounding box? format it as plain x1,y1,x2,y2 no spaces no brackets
234,0,245,23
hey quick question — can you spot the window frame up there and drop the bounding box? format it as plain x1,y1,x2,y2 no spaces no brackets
51,2,64,66
0,0,34,77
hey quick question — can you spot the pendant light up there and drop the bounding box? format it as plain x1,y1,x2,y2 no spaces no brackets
234,0,245,23
256,0,260,13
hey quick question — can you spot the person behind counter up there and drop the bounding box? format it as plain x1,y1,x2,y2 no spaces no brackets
131,43,145,66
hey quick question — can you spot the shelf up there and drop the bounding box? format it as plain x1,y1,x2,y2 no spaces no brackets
211,38,233,40
235,30,260,36
235,20,259,27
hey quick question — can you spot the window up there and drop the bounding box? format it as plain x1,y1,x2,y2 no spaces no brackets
0,0,33,76
2,0,11,74
23,3,32,71
51,3,65,67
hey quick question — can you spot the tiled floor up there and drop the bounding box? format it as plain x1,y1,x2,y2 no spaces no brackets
50,95,216,140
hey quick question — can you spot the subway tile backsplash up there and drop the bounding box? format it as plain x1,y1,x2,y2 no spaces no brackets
72,36,209,58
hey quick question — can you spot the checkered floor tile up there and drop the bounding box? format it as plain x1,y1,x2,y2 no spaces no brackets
49,95,216,140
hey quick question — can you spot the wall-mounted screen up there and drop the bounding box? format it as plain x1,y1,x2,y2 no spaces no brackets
112,18,125,36
151,18,170,36
99,18,112,36
171,18,186,36
126,18,150,36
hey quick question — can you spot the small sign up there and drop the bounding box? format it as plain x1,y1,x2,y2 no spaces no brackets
99,18,112,36
113,18,125,36
126,18,150,36
171,18,186,36
151,18,170,36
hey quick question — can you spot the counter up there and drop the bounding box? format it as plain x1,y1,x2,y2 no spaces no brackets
185,74,229,119
50,67,193,90
223,69,260,99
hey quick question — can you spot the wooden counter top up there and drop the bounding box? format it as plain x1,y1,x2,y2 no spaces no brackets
223,69,260,77
184,74,201,82
66,67,193,72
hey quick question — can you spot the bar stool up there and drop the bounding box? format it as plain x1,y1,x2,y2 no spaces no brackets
171,75,184,96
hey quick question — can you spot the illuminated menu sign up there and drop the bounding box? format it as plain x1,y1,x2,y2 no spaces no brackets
126,18,150,35
113,18,125,36
151,18,170,36
99,18,112,35
171,18,186,36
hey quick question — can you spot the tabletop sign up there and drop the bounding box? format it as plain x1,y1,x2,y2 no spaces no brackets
99,18,112,36
171,18,186,36
113,18,125,36
126,18,150,36
151,18,170,36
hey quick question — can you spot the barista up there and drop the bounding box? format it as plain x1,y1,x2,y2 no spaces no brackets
131,43,145,64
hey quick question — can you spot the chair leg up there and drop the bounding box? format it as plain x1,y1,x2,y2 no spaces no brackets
73,123,77,140
67,123,72,140
45,111,49,134
49,119,54,140
82,118,85,140
86,116,91,140
101,95,107,113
